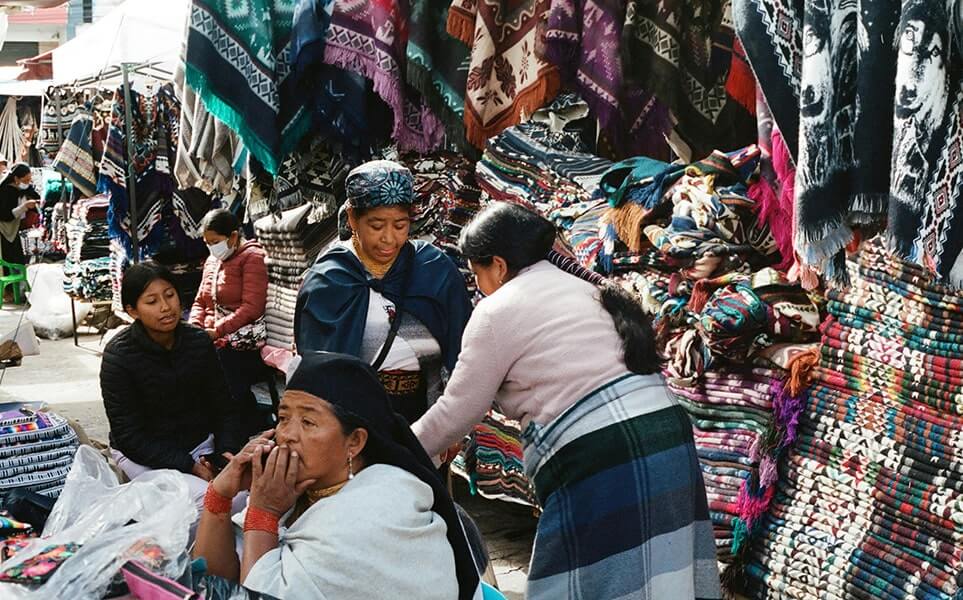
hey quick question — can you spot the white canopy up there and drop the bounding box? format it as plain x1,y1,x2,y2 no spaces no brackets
51,0,189,86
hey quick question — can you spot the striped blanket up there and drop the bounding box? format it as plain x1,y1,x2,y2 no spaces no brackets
522,373,721,599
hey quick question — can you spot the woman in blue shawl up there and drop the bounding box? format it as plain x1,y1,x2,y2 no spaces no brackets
295,160,472,424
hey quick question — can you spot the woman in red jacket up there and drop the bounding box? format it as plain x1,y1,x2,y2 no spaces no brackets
190,209,270,438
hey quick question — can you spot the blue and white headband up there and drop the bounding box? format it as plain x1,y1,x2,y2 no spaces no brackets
345,160,414,211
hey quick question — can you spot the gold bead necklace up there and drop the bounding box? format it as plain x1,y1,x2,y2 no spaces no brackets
352,237,395,279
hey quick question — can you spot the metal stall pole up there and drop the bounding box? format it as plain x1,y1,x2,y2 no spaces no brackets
121,63,140,264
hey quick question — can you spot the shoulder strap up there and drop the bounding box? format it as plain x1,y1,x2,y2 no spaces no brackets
371,257,415,371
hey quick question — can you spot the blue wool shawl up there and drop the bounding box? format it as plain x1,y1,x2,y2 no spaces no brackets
295,240,472,372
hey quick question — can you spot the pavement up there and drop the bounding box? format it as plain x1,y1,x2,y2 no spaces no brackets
0,303,536,598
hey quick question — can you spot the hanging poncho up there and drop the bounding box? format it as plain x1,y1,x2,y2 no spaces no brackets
184,0,310,176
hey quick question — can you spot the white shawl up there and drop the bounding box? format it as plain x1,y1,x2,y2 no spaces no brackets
241,464,460,600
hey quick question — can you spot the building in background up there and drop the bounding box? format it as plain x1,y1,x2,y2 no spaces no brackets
66,0,121,39
0,3,66,66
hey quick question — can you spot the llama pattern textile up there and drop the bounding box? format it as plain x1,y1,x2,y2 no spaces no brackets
736,0,963,284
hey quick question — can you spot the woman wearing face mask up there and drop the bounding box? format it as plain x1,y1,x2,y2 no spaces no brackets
101,263,243,509
412,203,722,600
295,161,472,425
193,352,482,600
0,164,40,279
190,209,270,438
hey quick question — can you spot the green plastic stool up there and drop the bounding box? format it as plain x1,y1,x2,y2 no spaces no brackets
0,260,28,307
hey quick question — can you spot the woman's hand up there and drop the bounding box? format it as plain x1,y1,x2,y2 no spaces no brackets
440,442,462,464
22,200,38,210
206,328,218,339
192,461,215,481
211,430,276,499
249,445,317,517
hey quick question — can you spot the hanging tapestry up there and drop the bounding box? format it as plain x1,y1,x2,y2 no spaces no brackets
322,0,443,153
185,0,309,176
447,0,561,148
174,65,239,196
290,0,377,156
407,0,470,148
621,0,756,159
40,89,82,159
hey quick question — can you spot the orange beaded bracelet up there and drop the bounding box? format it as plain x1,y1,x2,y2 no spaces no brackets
203,485,232,515
243,506,280,535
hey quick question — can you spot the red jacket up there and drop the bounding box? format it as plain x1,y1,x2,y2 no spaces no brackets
189,240,268,338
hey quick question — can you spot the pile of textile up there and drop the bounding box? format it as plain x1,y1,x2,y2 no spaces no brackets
451,412,538,509
0,410,79,505
743,239,963,599
63,196,112,302
255,203,338,359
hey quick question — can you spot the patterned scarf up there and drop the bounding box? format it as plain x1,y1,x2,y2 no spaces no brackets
323,0,443,153
185,0,309,176
449,0,561,148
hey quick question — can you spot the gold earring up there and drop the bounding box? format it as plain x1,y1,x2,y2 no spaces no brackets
347,454,354,480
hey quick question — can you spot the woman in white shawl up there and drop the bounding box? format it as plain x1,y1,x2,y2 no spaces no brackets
193,352,481,600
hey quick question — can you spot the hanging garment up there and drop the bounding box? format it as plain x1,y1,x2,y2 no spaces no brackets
40,89,82,158
174,64,239,196
543,0,671,158
322,0,444,153
52,103,99,197
406,0,471,148
98,85,180,258
621,0,756,159
448,0,561,148
185,0,309,176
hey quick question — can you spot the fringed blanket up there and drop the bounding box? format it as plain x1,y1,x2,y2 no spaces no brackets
448,0,560,148
323,0,443,153
185,0,309,176
522,374,721,599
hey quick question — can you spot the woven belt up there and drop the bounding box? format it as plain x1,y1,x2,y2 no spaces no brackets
378,370,422,395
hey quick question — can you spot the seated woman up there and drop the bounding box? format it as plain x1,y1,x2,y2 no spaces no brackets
193,352,480,600
190,208,270,437
101,263,244,506
295,160,472,424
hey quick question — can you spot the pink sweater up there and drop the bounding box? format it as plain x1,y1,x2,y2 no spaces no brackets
413,261,631,457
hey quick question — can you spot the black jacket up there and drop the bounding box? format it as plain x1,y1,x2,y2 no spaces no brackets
100,321,243,473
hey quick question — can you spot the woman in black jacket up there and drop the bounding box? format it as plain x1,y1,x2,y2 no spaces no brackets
0,164,39,278
101,262,243,507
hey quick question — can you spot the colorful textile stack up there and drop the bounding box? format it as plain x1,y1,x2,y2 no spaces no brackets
667,367,787,563
452,411,538,509
255,203,339,356
0,410,79,505
63,196,112,301
743,239,963,599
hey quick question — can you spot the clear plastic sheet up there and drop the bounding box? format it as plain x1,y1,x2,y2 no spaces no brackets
0,445,196,599
25,264,91,341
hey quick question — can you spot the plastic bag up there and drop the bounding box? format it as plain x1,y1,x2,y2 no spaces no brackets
0,320,39,357
0,446,196,599
24,264,90,341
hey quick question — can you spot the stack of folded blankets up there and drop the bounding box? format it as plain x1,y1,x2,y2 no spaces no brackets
255,203,338,355
666,367,787,563
63,195,112,301
0,409,79,506
744,238,963,599
451,411,538,509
